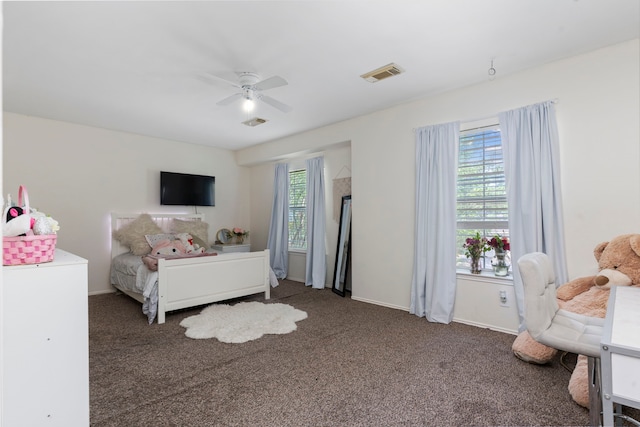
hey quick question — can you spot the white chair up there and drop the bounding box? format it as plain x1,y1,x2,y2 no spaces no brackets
518,252,604,426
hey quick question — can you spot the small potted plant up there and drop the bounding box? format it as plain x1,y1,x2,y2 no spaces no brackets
463,232,490,274
232,227,249,244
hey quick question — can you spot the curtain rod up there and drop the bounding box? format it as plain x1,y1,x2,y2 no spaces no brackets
412,98,559,133
461,123,499,133
459,98,559,126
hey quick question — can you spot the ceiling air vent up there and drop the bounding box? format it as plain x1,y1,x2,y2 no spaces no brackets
360,63,404,83
242,117,268,127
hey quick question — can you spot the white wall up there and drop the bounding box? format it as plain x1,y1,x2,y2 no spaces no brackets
454,275,519,334
247,144,352,286
238,39,640,312
3,113,251,294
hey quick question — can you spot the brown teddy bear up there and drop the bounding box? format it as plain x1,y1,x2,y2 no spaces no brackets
512,234,640,408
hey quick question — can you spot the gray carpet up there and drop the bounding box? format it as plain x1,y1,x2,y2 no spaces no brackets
90,280,596,426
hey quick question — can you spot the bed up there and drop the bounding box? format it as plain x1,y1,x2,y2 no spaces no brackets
110,212,273,324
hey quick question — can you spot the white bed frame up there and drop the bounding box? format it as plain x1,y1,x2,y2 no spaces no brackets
111,213,270,324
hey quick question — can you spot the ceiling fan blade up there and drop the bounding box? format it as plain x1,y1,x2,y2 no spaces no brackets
216,93,243,106
259,95,293,113
200,73,241,89
253,75,287,91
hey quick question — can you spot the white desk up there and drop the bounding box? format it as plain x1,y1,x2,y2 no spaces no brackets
601,286,640,426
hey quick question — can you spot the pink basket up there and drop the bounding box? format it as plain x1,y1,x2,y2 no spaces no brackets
3,234,57,265
2,186,57,266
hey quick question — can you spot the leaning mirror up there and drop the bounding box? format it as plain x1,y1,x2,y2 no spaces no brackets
332,195,352,297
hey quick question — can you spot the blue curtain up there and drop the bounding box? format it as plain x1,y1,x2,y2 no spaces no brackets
499,101,568,330
267,163,289,279
305,157,326,289
410,122,459,323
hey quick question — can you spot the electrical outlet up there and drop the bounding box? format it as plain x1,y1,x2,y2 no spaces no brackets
499,290,509,307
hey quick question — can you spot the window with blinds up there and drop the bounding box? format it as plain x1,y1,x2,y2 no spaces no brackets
288,169,307,250
456,124,509,270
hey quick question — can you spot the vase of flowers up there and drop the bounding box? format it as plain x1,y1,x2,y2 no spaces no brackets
232,227,249,244
489,235,510,277
463,232,490,274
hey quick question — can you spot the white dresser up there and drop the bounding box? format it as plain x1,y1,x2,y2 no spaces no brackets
2,249,89,426
211,243,250,254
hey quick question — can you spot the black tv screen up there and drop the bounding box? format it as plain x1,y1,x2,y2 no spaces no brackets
160,171,215,206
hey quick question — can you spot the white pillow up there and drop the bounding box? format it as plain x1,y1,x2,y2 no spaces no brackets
112,214,162,255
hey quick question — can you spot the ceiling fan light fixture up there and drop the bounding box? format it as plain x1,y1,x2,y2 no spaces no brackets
243,98,255,112
360,63,405,83
242,117,268,127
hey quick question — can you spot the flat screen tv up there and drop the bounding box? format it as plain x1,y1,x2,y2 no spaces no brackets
160,171,215,206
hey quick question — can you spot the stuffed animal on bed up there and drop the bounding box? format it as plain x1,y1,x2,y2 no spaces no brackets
141,239,188,272
512,233,640,408
141,234,207,271
152,239,188,256
174,233,205,254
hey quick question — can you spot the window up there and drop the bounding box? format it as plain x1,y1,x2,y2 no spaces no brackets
288,169,307,250
456,124,509,271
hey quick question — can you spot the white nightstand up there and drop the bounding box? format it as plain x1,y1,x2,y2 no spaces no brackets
211,243,250,253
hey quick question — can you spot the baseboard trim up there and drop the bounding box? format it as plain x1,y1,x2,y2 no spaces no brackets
351,296,407,312
88,289,117,296
351,295,519,335
452,318,518,335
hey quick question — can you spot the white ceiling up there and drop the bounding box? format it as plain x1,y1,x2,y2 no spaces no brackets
3,1,639,151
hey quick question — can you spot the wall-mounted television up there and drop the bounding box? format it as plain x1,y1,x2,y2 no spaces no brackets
160,171,215,206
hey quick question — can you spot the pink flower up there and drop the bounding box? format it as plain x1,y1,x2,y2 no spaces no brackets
463,232,490,259
232,227,249,237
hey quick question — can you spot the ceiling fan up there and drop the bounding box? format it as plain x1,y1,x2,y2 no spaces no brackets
210,72,293,113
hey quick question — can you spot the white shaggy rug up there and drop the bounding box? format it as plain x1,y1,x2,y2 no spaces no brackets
179,301,308,343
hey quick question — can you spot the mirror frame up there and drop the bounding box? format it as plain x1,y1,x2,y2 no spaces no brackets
332,195,352,297
216,228,232,244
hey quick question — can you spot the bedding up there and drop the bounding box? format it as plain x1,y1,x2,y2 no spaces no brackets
110,252,160,323
110,253,143,292
110,213,278,324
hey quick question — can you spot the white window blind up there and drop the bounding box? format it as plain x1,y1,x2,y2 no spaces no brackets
456,124,509,269
288,169,307,250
